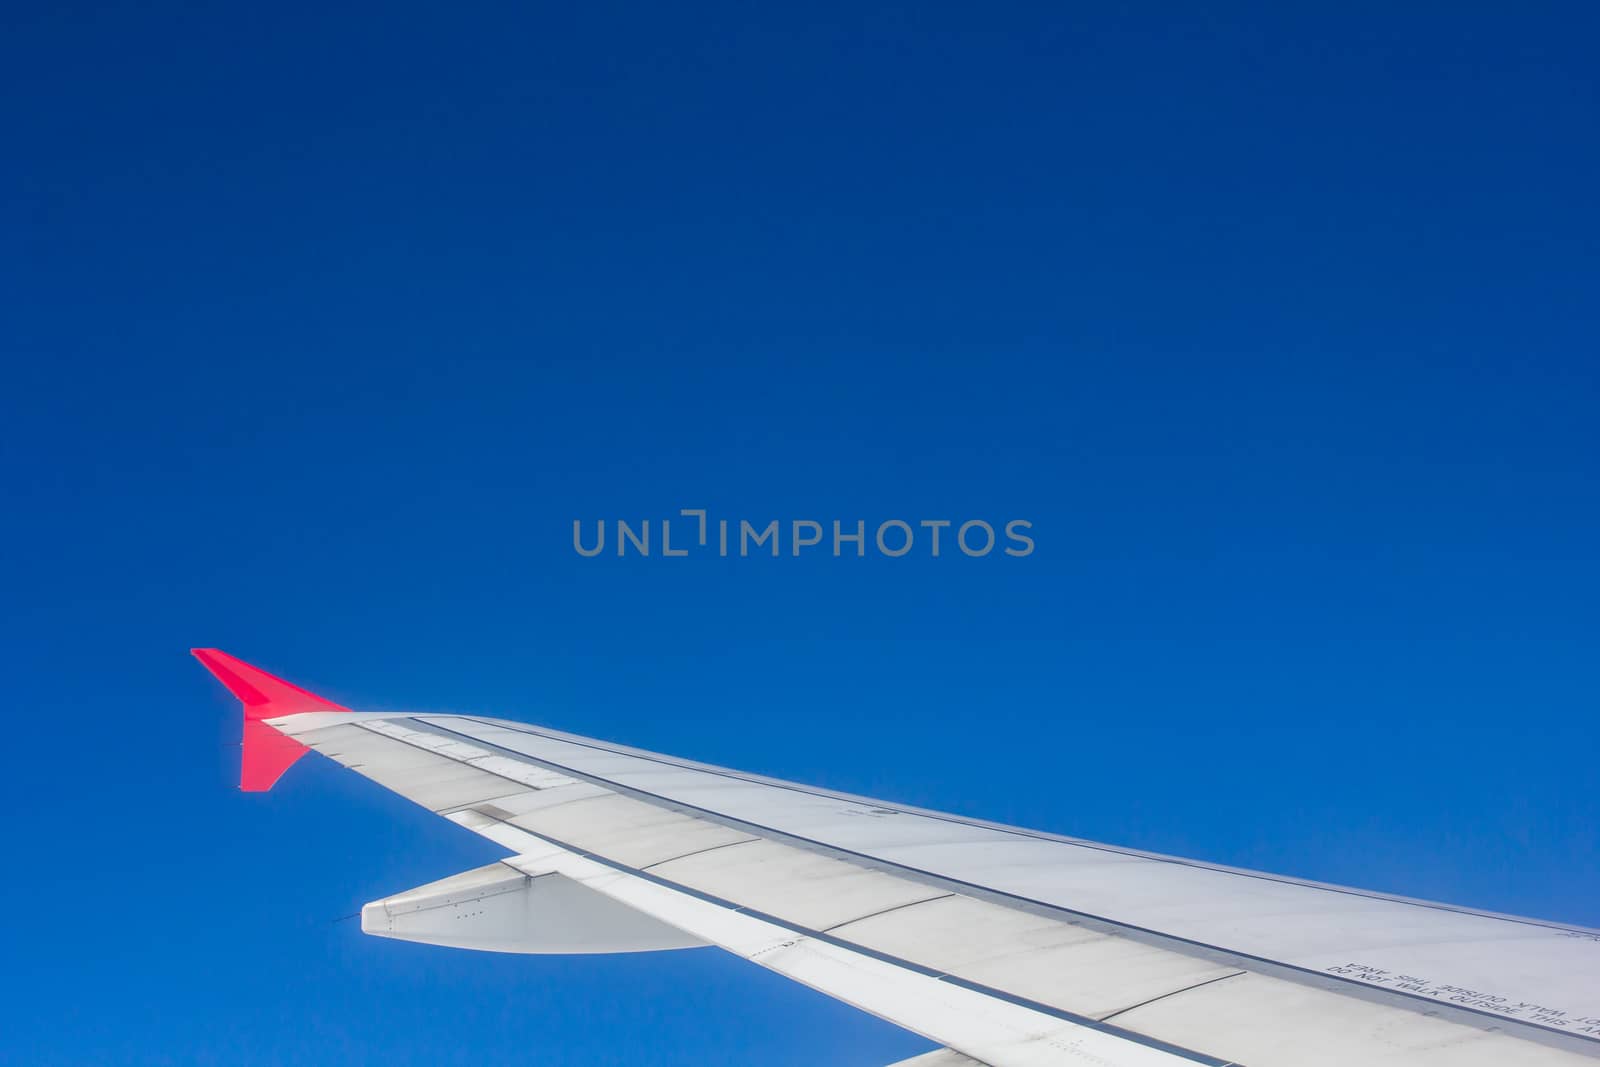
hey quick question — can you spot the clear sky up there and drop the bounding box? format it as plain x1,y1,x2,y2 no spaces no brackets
4,3,1597,1064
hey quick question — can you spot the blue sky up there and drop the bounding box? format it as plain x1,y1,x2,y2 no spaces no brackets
4,3,1598,1064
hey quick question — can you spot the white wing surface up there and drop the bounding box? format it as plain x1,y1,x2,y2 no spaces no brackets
196,649,1600,1067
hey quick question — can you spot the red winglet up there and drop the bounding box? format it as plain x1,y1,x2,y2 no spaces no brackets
192,649,348,791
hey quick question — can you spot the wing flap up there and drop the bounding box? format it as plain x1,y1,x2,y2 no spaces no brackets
887,1052,990,1067
833,893,1242,1021
645,837,955,931
494,836,1208,1067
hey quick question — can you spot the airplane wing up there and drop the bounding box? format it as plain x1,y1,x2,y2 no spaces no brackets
195,649,1600,1066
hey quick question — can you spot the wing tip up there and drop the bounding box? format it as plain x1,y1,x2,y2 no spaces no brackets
193,648,345,790
191,648,348,718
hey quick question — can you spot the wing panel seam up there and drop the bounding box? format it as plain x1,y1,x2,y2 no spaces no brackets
398,716,1600,1057
453,716,1596,936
